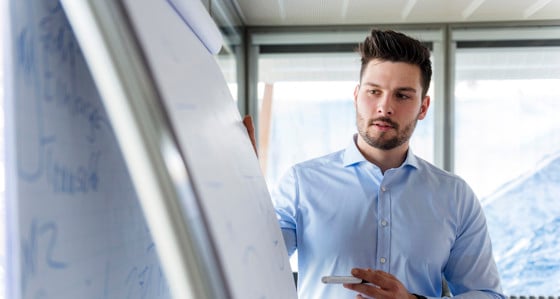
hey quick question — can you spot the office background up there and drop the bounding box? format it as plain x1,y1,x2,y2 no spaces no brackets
1,0,560,297
209,0,560,296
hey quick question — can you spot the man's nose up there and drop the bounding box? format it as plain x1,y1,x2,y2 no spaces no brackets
377,95,393,115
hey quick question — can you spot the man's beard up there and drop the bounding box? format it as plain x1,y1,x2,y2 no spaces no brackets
356,115,418,150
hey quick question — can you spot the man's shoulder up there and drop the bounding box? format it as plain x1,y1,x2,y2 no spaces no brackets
414,155,467,184
412,156,478,202
293,149,346,171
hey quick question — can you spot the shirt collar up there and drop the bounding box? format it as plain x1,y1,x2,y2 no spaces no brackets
343,134,420,170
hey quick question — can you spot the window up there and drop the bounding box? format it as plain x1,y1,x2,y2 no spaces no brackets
257,52,359,188
454,44,560,295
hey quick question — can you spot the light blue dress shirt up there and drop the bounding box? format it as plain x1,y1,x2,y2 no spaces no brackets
272,136,505,299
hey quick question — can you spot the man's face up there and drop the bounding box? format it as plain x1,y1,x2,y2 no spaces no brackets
354,59,430,151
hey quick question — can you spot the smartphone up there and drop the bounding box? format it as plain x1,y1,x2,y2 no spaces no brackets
321,276,364,284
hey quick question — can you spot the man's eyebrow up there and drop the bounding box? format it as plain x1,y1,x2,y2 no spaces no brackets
396,87,418,93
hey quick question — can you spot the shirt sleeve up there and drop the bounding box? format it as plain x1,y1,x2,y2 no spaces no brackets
443,181,506,299
270,167,299,256
281,228,297,256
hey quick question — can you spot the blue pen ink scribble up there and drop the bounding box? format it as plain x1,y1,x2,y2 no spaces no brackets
21,219,67,295
38,0,79,66
39,222,67,269
123,240,171,299
125,266,154,299
146,242,155,253
45,149,100,194
16,0,108,191
17,28,35,75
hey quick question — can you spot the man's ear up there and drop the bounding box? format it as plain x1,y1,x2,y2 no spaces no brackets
353,84,360,103
417,95,431,120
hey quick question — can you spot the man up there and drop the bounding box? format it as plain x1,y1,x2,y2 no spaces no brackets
268,29,505,298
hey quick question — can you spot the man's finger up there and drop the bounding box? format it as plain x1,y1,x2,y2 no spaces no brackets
242,115,258,157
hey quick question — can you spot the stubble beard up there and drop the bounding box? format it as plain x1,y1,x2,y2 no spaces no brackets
356,114,418,150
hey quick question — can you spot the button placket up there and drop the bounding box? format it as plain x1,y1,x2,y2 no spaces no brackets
376,182,391,271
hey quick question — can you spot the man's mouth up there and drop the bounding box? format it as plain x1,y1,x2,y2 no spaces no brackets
371,118,397,130
373,121,394,129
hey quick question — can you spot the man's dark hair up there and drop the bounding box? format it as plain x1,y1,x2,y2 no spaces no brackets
357,29,432,97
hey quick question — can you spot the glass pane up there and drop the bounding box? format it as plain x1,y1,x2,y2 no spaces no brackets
454,46,560,295
257,80,357,187
258,53,359,189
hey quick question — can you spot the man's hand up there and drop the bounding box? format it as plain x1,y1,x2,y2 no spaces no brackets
242,115,258,157
343,268,416,299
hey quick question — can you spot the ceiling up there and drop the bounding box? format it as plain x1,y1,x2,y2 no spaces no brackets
231,0,560,26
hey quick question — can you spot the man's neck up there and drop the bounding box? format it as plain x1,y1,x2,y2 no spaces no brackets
356,137,409,174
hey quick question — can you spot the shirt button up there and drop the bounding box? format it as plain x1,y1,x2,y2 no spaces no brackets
381,186,387,192
381,220,388,227
380,257,387,264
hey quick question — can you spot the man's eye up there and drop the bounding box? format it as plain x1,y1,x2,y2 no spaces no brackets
397,93,411,99
367,90,379,95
